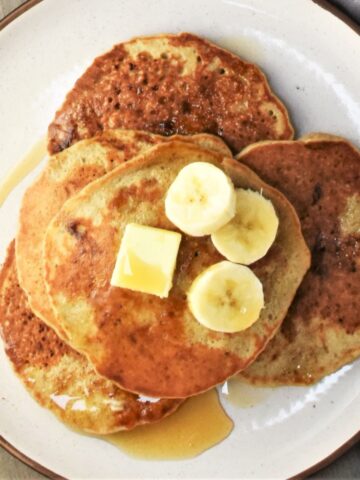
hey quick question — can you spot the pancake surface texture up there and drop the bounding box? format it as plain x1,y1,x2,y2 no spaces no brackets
238,134,360,385
47,33,294,155
16,130,230,339
0,243,182,434
44,141,310,398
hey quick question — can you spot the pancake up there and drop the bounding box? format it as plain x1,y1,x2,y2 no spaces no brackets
16,129,230,339
44,141,310,398
47,33,294,155
0,242,182,434
237,134,360,385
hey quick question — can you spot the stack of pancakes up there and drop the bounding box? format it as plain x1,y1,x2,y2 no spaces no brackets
0,33,359,436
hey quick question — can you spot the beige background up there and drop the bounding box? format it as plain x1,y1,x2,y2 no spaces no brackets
0,0,359,478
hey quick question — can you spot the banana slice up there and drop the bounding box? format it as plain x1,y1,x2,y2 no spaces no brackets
188,261,264,333
165,162,236,236
211,189,279,265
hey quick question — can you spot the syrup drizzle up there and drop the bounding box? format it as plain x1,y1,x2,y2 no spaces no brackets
218,35,264,62
221,376,273,408
104,389,233,460
0,137,47,207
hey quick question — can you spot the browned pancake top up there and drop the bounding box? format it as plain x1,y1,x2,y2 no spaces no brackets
48,33,293,154
44,142,309,398
238,135,360,384
241,139,359,334
0,244,70,370
16,129,230,340
0,243,182,433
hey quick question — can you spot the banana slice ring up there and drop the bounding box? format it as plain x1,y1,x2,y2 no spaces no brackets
212,189,279,265
165,162,236,236
188,261,264,333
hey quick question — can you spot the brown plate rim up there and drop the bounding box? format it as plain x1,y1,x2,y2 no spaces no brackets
0,434,65,479
0,0,359,479
313,0,360,35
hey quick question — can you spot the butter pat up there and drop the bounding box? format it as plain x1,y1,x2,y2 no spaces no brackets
111,223,182,297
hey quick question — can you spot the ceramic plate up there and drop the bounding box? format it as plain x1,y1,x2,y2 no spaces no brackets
0,0,359,478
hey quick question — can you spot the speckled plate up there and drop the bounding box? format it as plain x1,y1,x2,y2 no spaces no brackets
0,0,359,478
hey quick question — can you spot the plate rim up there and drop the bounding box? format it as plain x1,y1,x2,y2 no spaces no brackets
0,1,359,478
1,431,359,480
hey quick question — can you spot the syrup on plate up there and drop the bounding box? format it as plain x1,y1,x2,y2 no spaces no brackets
218,36,264,62
104,389,233,460
221,376,273,408
0,137,47,207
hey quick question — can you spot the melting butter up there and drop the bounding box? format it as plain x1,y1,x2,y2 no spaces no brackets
119,249,168,295
0,137,47,207
111,223,181,298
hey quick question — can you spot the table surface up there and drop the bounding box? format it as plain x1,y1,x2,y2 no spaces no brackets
0,0,359,479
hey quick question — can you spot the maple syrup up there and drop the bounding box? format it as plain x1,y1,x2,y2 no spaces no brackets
218,36,264,62
104,389,233,460
221,376,272,408
0,137,47,207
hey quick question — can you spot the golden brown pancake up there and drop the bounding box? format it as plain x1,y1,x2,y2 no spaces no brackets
237,134,360,385
47,33,294,155
44,141,310,398
16,130,230,339
0,242,182,434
